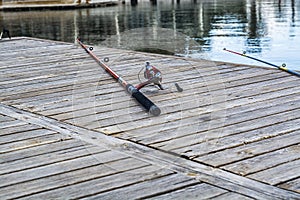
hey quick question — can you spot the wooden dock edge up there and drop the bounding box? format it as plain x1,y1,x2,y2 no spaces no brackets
0,1,119,11
3,36,292,72
1,103,299,200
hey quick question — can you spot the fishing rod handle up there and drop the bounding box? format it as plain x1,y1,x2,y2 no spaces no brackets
127,85,161,116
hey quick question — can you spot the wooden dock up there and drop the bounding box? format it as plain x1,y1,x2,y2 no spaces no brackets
0,37,299,199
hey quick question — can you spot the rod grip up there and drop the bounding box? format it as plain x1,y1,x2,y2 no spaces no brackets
126,85,161,116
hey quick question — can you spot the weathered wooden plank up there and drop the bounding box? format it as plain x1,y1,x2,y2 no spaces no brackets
167,104,300,155
91,95,300,137
83,174,199,200
196,130,300,167
131,92,300,144
0,53,91,73
0,60,95,86
0,157,148,200
0,48,79,67
1,79,99,105
247,159,300,186
151,107,300,153
0,38,61,56
0,132,72,154
0,119,27,129
211,192,254,200
278,178,300,193
0,124,41,136
222,144,300,176
0,150,130,188
0,40,74,55
0,128,56,144
175,117,300,158
0,72,101,95
0,45,76,63
18,165,170,200
0,53,106,81
0,139,84,164
0,144,108,175
145,183,227,200
0,114,14,122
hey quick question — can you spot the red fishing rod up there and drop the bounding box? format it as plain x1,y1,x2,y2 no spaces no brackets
77,38,161,116
223,48,300,78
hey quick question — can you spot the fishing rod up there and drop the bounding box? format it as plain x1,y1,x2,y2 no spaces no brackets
77,38,161,116
223,48,300,78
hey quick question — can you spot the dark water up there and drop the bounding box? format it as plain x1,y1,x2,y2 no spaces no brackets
1,0,300,70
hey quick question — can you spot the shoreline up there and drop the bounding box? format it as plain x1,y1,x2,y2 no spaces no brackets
0,0,120,11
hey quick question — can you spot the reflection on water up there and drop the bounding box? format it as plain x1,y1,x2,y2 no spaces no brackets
1,0,300,70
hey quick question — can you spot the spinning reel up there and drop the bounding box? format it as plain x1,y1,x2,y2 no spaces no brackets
136,61,183,92
136,62,163,90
